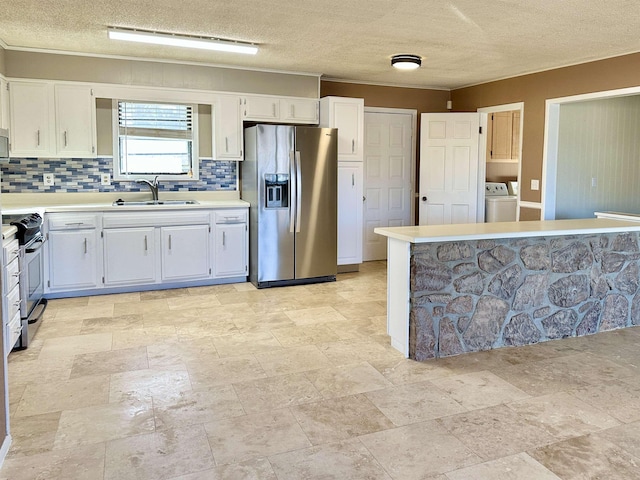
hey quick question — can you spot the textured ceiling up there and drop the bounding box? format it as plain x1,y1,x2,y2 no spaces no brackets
1,0,640,89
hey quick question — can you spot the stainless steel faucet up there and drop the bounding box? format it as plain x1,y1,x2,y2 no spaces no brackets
136,176,160,201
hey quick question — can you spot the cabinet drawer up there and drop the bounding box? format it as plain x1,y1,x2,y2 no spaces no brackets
103,211,211,228
3,237,19,265
5,257,20,292
48,214,99,230
6,283,21,321
214,210,247,224
6,310,22,353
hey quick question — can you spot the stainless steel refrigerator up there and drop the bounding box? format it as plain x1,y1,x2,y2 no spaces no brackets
242,125,337,288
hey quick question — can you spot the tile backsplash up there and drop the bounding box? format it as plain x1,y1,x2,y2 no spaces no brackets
1,157,237,193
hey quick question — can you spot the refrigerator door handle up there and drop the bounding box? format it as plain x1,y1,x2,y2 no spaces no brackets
289,151,296,233
295,151,302,233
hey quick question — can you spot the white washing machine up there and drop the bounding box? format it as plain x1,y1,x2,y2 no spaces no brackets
485,182,517,222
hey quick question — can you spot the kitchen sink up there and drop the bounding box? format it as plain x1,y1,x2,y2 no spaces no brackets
112,199,199,206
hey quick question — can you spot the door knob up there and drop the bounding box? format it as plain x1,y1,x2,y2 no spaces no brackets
422,196,427,202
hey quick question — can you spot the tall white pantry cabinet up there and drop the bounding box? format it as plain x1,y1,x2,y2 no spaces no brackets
320,96,365,269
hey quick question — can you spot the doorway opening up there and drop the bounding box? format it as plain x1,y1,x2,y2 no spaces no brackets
542,86,640,220
477,103,523,222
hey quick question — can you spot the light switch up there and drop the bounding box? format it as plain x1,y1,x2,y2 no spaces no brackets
530,179,540,191
43,173,55,186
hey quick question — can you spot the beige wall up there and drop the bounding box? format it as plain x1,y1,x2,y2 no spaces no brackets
5,51,319,97
451,52,640,206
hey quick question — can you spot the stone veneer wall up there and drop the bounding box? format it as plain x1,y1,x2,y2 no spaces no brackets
409,232,640,360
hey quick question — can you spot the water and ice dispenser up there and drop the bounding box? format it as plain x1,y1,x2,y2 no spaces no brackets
264,174,289,209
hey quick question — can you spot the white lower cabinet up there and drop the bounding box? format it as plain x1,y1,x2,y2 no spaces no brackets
48,229,101,290
45,208,248,295
161,225,211,281
214,223,247,277
103,227,156,286
337,162,364,265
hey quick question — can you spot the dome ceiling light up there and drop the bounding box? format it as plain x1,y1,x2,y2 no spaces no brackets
391,54,422,70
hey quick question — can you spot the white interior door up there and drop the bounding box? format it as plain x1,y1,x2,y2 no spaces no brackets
419,113,480,225
363,111,413,261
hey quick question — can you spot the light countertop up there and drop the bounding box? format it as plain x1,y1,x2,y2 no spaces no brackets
2,225,17,240
374,218,640,244
2,200,249,216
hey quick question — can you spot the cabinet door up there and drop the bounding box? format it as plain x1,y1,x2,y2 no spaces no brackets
55,84,96,158
161,225,211,282
489,111,513,160
337,162,363,265
280,98,319,124
0,77,8,130
243,96,280,121
511,111,521,160
320,97,364,161
214,223,247,277
103,227,156,286
213,95,243,160
9,81,53,156
48,229,100,290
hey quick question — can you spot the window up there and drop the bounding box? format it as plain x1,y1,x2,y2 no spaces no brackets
113,100,199,180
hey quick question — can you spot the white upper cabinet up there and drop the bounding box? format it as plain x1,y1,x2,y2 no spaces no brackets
280,98,319,124
9,81,52,156
320,96,364,161
54,84,96,158
212,94,243,161
243,95,280,121
9,80,96,158
0,77,9,130
243,95,319,124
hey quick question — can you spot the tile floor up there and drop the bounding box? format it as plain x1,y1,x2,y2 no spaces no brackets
3,261,640,479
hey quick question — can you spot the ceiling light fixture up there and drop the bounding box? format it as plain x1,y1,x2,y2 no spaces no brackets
391,54,422,70
107,27,258,55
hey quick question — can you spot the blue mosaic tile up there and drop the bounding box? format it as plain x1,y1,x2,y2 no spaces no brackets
1,157,238,193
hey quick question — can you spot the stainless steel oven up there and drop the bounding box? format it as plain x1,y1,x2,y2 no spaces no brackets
6,213,47,349
19,233,47,347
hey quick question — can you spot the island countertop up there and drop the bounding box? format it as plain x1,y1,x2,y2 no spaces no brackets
374,218,640,244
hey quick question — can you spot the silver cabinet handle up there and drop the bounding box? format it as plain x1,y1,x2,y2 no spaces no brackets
64,130,68,147
65,222,85,226
12,271,20,278
84,238,87,254
222,231,226,246
272,103,276,117
352,139,355,153
225,137,229,153
144,235,148,252
168,234,172,251
352,173,355,186
37,129,40,146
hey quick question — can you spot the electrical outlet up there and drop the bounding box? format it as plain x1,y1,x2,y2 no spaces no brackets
43,173,55,186
101,173,111,186
530,179,539,191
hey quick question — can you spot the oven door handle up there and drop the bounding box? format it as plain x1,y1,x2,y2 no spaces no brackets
25,236,46,254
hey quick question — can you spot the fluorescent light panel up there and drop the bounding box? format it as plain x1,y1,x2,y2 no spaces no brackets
108,28,258,55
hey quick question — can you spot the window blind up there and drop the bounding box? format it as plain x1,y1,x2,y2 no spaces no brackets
118,102,193,140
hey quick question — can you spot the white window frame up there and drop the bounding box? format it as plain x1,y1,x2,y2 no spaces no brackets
112,99,200,181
